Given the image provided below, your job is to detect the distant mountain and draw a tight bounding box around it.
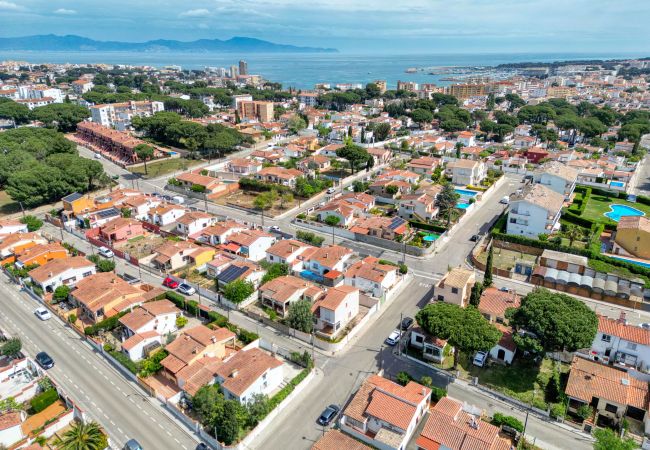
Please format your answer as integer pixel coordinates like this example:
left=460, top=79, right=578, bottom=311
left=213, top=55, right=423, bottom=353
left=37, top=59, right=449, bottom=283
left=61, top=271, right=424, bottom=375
left=0, top=34, right=338, bottom=53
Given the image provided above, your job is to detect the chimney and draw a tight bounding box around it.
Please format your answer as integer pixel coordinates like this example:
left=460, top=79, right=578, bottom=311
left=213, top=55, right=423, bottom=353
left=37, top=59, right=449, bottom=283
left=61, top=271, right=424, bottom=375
left=617, top=311, right=627, bottom=325
left=230, top=369, right=239, bottom=378
left=211, top=336, right=217, bottom=344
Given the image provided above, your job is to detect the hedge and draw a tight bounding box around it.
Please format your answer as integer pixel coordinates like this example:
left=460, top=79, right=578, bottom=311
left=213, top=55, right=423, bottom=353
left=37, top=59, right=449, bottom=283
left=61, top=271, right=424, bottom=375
left=84, top=311, right=128, bottom=336
left=430, top=386, right=447, bottom=402
left=108, top=349, right=139, bottom=374
left=30, top=389, right=59, bottom=413
left=409, top=220, right=447, bottom=233
left=238, top=177, right=292, bottom=194
left=491, top=412, right=524, bottom=432
left=267, top=368, right=310, bottom=410
left=207, top=310, right=229, bottom=328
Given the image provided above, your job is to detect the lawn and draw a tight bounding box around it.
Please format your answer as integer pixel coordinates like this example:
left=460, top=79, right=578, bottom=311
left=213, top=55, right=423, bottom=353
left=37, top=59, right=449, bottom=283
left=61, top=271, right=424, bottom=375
left=213, top=189, right=300, bottom=217
left=581, top=194, right=650, bottom=225
left=129, top=157, right=202, bottom=179
left=476, top=247, right=538, bottom=271
left=0, top=190, right=20, bottom=214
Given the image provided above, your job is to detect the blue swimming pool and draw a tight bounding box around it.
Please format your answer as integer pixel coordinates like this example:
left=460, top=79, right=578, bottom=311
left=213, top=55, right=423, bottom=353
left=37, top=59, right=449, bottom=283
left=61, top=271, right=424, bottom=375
left=457, top=203, right=471, bottom=210
left=610, top=181, right=625, bottom=188
left=300, top=270, right=324, bottom=283
left=604, top=204, right=645, bottom=222
left=611, top=256, right=650, bottom=269
left=454, top=188, right=479, bottom=197
left=421, top=233, right=440, bottom=242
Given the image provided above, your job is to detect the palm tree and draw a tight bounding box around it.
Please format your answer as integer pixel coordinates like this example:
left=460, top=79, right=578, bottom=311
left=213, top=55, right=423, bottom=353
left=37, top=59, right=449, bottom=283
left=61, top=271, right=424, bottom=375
left=55, top=420, right=106, bottom=450
left=436, top=183, right=460, bottom=228
left=563, top=224, right=585, bottom=247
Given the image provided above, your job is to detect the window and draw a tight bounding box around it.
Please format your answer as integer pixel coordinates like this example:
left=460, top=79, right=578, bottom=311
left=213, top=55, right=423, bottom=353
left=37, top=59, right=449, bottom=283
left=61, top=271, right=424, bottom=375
left=604, top=403, right=618, bottom=414
left=451, top=287, right=459, bottom=294
left=415, top=335, right=424, bottom=344
left=626, top=342, right=637, bottom=351
left=601, top=334, right=611, bottom=343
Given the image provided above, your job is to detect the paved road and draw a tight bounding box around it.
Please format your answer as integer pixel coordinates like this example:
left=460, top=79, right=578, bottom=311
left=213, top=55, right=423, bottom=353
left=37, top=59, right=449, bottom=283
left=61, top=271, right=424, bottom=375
left=0, top=275, right=200, bottom=450
left=630, top=155, right=650, bottom=197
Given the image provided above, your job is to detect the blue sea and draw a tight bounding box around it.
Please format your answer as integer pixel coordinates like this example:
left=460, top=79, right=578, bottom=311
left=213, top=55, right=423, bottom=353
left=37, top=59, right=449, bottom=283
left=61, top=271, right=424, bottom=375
left=0, top=50, right=644, bottom=89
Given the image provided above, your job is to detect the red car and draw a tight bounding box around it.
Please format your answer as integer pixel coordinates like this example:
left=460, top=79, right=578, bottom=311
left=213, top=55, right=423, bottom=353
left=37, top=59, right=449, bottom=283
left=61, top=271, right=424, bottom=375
left=163, top=277, right=179, bottom=289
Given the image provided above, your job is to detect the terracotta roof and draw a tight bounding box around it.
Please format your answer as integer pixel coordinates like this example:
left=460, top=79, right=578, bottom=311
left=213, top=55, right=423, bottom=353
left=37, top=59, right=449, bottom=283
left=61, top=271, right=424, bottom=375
left=478, top=287, right=521, bottom=319
left=617, top=215, right=650, bottom=234
left=447, top=159, right=479, bottom=170
left=345, top=256, right=397, bottom=284
left=565, top=356, right=649, bottom=409
left=29, top=256, right=95, bottom=283
left=315, top=285, right=358, bottom=311
left=0, top=232, right=45, bottom=251
left=215, top=348, right=282, bottom=397
left=175, top=211, right=213, bottom=226
left=16, top=242, right=67, bottom=264
left=312, top=430, right=372, bottom=450
left=308, top=245, right=352, bottom=268
left=0, top=411, right=22, bottom=431
left=257, top=166, right=303, bottom=180
left=179, top=356, right=223, bottom=396
left=176, top=172, right=220, bottom=188
left=598, top=315, right=650, bottom=346
left=72, top=272, right=143, bottom=313
left=100, top=217, right=142, bottom=234
left=121, top=330, right=160, bottom=351
left=259, top=275, right=312, bottom=303
left=537, top=161, right=579, bottom=181
left=265, top=239, right=313, bottom=259
left=162, top=325, right=235, bottom=373
left=228, top=229, right=273, bottom=247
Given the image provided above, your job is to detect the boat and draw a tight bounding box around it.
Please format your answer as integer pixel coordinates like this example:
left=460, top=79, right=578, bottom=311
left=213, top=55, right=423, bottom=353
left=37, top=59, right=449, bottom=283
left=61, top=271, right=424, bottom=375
left=405, top=68, right=417, bottom=73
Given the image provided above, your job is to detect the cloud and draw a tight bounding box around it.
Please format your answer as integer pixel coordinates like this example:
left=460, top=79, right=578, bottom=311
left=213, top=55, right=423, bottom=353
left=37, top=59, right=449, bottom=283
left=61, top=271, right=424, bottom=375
left=179, top=8, right=210, bottom=18
left=54, top=8, right=77, bottom=15
left=0, top=1, right=21, bottom=10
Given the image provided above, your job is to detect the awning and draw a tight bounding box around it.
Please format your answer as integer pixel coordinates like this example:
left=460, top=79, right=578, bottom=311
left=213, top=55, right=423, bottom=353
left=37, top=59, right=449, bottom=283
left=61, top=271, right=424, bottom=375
left=223, top=243, right=241, bottom=253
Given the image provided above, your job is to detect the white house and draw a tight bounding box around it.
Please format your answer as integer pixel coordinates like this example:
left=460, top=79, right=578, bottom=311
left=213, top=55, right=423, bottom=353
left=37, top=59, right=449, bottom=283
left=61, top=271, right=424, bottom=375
left=489, top=326, right=517, bottom=365
left=589, top=315, right=650, bottom=372
left=265, top=239, right=315, bottom=271
left=409, top=326, right=450, bottom=364
left=147, top=204, right=186, bottom=227
left=214, top=347, right=283, bottom=404
left=445, top=159, right=486, bottom=186
left=227, top=229, right=276, bottom=261
left=28, top=256, right=96, bottom=293
left=0, top=219, right=28, bottom=238
left=120, top=300, right=180, bottom=337
left=176, top=211, right=217, bottom=238
left=344, top=256, right=399, bottom=298
left=195, top=221, right=248, bottom=246
left=340, top=374, right=431, bottom=450
left=533, top=161, right=578, bottom=199
left=398, top=193, right=438, bottom=221
left=123, top=195, right=161, bottom=221
left=506, top=184, right=564, bottom=238
left=312, top=285, right=360, bottom=338
left=0, top=411, right=26, bottom=448
left=456, top=131, right=476, bottom=147
left=304, top=245, right=354, bottom=276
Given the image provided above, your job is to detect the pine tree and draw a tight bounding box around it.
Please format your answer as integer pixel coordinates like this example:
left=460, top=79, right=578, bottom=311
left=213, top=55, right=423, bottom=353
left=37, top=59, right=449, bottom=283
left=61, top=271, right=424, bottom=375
left=483, top=246, right=494, bottom=287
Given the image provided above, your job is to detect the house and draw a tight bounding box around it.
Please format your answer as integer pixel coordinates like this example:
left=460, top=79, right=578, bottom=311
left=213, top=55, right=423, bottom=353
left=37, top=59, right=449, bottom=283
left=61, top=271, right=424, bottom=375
left=514, top=135, right=536, bottom=149
left=0, top=410, right=26, bottom=448
left=175, top=211, right=216, bottom=238
left=265, top=239, right=315, bottom=270
left=0, top=219, right=27, bottom=237
left=613, top=216, right=650, bottom=260
left=214, top=260, right=265, bottom=289
left=317, top=143, right=344, bottom=157
left=533, top=161, right=578, bottom=199
left=99, top=217, right=144, bottom=243
left=433, top=267, right=475, bottom=307
left=297, top=155, right=331, bottom=174
left=457, top=131, right=476, bottom=147
left=445, top=159, right=486, bottom=186
left=589, top=315, right=650, bottom=372
left=369, top=179, right=412, bottom=200
left=228, top=158, right=262, bottom=175
left=259, top=275, right=322, bottom=316
left=368, top=147, right=392, bottom=165
left=506, top=184, right=564, bottom=237
left=122, top=195, right=161, bottom=220
left=70, top=272, right=161, bottom=322
left=304, top=245, right=354, bottom=276
left=151, top=241, right=215, bottom=272
left=490, top=325, right=517, bottom=365
left=339, top=374, right=431, bottom=450
left=312, top=430, right=373, bottom=450
left=214, top=347, right=283, bottom=404
left=344, top=256, right=399, bottom=298
left=350, top=216, right=410, bottom=241
left=147, top=204, right=186, bottom=226
left=226, top=229, right=276, bottom=261
left=398, top=193, right=438, bottom=221
left=119, top=300, right=180, bottom=361
left=478, top=287, right=521, bottom=324
left=0, top=232, right=47, bottom=259
left=161, top=325, right=236, bottom=385
left=61, top=192, right=95, bottom=216
left=175, top=171, right=225, bottom=194
left=565, top=356, right=649, bottom=426
left=409, top=326, right=450, bottom=364
left=254, top=167, right=303, bottom=187
left=415, top=396, right=511, bottom=450
left=28, top=256, right=96, bottom=293
left=377, top=169, right=420, bottom=184
left=312, top=285, right=360, bottom=338
left=316, top=202, right=357, bottom=227
left=15, top=243, right=68, bottom=268
left=525, top=147, right=549, bottom=164
left=195, top=221, right=248, bottom=246
left=407, top=157, right=439, bottom=176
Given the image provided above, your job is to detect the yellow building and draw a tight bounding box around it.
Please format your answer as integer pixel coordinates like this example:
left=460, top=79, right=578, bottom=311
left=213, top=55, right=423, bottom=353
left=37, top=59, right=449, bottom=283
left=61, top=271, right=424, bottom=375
left=446, top=83, right=487, bottom=99
left=614, top=216, right=650, bottom=260
left=62, top=192, right=95, bottom=215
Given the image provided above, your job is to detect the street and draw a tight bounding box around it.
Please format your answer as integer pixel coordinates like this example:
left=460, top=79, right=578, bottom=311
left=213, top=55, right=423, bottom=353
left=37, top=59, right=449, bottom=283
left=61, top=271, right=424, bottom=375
left=0, top=275, right=200, bottom=450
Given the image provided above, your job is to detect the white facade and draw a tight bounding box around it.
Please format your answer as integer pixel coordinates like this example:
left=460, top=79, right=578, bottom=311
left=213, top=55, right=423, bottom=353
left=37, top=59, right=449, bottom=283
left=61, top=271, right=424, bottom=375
left=0, top=411, right=25, bottom=448
left=489, top=343, right=516, bottom=364
left=314, top=289, right=359, bottom=337
left=344, top=270, right=398, bottom=298
left=148, top=207, right=186, bottom=226
left=591, top=329, right=650, bottom=372
left=534, top=172, right=577, bottom=199
left=220, top=364, right=283, bottom=404
left=31, top=264, right=96, bottom=293
left=234, top=236, right=276, bottom=261
left=176, top=216, right=215, bottom=237
left=507, top=199, right=562, bottom=238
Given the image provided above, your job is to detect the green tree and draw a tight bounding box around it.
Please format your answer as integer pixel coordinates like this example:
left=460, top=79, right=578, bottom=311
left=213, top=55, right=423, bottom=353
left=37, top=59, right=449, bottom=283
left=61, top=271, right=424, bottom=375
left=222, top=280, right=255, bottom=304
left=415, top=303, right=501, bottom=368
left=0, top=100, right=31, bottom=125
left=436, top=183, right=460, bottom=228
left=365, top=82, right=382, bottom=98
left=20, top=215, right=43, bottom=232
left=279, top=192, right=294, bottom=209
left=469, top=281, right=483, bottom=307
left=245, top=394, right=270, bottom=427
left=260, top=263, right=289, bottom=285
left=509, top=288, right=598, bottom=353
left=592, top=428, right=636, bottom=450
left=219, top=401, right=242, bottom=445
left=120, top=207, right=132, bottom=218
left=324, top=215, right=341, bottom=226
left=54, top=420, right=107, bottom=450
left=563, top=224, right=585, bottom=247
left=411, top=108, right=434, bottom=126
left=336, top=143, right=371, bottom=175
left=286, top=299, right=314, bottom=333
left=287, top=115, right=307, bottom=134
left=0, top=338, right=22, bottom=358
left=53, top=285, right=71, bottom=303
left=385, top=185, right=399, bottom=196
left=134, top=144, right=155, bottom=175
left=373, top=122, right=391, bottom=141
left=96, top=259, right=115, bottom=273
left=30, top=103, right=90, bottom=132
left=483, top=246, right=494, bottom=287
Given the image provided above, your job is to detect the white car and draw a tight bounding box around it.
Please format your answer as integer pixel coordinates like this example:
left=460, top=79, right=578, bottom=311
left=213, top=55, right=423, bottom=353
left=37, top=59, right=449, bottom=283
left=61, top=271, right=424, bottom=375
left=385, top=329, right=402, bottom=346
left=473, top=351, right=488, bottom=367
left=177, top=283, right=196, bottom=296
left=94, top=153, right=102, bottom=159
left=326, top=187, right=336, bottom=194
left=97, top=247, right=114, bottom=258
left=499, top=196, right=510, bottom=205
left=34, top=307, right=52, bottom=321
left=269, top=225, right=281, bottom=232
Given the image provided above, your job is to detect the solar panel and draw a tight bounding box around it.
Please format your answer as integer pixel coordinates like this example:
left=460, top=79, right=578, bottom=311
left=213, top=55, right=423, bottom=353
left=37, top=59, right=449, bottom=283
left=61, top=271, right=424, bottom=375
left=219, top=265, right=248, bottom=283
left=62, top=192, right=83, bottom=202
left=96, top=208, right=120, bottom=219
left=388, top=217, right=406, bottom=230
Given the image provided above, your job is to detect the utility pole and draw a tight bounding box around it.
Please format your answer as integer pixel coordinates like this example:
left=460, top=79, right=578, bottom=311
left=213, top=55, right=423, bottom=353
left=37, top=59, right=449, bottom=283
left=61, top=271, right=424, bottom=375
left=331, top=225, right=335, bottom=245
left=18, top=201, right=25, bottom=218
left=398, top=313, right=403, bottom=357
left=311, top=331, right=315, bottom=365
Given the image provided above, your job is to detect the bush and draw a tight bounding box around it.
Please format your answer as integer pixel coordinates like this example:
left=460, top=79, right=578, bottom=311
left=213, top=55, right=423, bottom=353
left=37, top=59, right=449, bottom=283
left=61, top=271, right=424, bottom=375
left=550, top=402, right=566, bottom=419
left=430, top=386, right=447, bottom=402
left=175, top=316, right=188, bottom=328
left=165, top=291, right=186, bottom=308
left=20, top=215, right=43, bottom=232
left=491, top=412, right=524, bottom=432
left=108, top=350, right=139, bottom=374
left=409, top=220, right=447, bottom=233
left=84, top=311, right=127, bottom=336
left=207, top=310, right=228, bottom=328
left=268, top=369, right=310, bottom=410
left=191, top=184, right=206, bottom=193
left=30, top=388, right=59, bottom=413
left=290, top=350, right=314, bottom=369
left=67, top=313, right=77, bottom=324
left=396, top=371, right=414, bottom=386
left=138, top=349, right=169, bottom=377
left=237, top=328, right=259, bottom=345
left=296, top=230, right=325, bottom=247
left=576, top=404, right=594, bottom=421
left=96, top=259, right=116, bottom=273
left=398, top=263, right=408, bottom=274
left=52, top=285, right=70, bottom=303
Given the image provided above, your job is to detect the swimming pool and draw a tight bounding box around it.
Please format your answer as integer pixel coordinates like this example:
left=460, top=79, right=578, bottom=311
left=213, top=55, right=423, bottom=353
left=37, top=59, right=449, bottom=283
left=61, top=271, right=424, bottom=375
left=610, top=181, right=625, bottom=188
left=604, top=204, right=645, bottom=222
left=300, top=270, right=324, bottom=283
left=611, top=255, right=650, bottom=269
left=457, top=203, right=471, bottom=210
left=454, top=188, right=479, bottom=197
left=420, top=233, right=440, bottom=242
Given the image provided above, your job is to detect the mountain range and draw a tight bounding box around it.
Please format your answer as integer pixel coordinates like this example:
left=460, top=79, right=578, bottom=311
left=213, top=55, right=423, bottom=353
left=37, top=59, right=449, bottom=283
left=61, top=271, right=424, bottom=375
left=0, top=35, right=338, bottom=53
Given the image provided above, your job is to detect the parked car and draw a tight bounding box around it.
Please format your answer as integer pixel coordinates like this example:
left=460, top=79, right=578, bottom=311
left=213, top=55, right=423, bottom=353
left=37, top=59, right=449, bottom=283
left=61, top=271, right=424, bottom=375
left=269, top=225, right=280, bottom=232
left=124, top=439, right=143, bottom=450
left=326, top=187, right=336, bottom=194
left=94, top=153, right=102, bottom=159
left=119, top=273, right=140, bottom=285
left=499, top=286, right=510, bottom=292
left=35, top=352, right=54, bottom=369
left=385, top=329, right=402, bottom=346
left=641, top=323, right=650, bottom=330
left=163, top=277, right=179, bottom=289
left=317, top=404, right=340, bottom=426
left=172, top=196, right=185, bottom=205
left=98, top=247, right=114, bottom=258
left=473, top=351, right=488, bottom=367
left=400, top=317, right=414, bottom=330
left=195, top=444, right=208, bottom=450
left=34, top=307, right=52, bottom=321
left=177, top=283, right=196, bottom=296
left=499, top=196, right=510, bottom=204
left=470, top=234, right=481, bottom=242
left=501, top=425, right=521, bottom=442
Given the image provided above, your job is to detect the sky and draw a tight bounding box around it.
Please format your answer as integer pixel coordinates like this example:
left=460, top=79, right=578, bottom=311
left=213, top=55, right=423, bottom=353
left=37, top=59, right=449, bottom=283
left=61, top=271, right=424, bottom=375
left=0, top=0, right=648, bottom=54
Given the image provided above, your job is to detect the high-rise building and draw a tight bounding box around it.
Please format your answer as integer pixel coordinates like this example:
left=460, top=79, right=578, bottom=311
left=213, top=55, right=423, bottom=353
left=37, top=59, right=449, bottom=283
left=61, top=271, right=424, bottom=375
left=239, top=60, right=248, bottom=76
left=447, top=83, right=487, bottom=99
left=230, top=65, right=239, bottom=78
left=373, top=80, right=387, bottom=94
left=237, top=101, right=274, bottom=122
left=397, top=81, right=418, bottom=92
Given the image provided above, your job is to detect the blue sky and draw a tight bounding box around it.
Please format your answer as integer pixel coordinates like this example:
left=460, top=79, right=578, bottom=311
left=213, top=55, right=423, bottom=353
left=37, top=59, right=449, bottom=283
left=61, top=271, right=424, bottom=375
left=0, top=0, right=648, bottom=54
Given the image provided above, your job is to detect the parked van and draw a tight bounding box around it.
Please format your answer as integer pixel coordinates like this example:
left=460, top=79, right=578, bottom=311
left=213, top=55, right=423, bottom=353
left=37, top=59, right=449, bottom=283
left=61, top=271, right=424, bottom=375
left=172, top=196, right=185, bottom=205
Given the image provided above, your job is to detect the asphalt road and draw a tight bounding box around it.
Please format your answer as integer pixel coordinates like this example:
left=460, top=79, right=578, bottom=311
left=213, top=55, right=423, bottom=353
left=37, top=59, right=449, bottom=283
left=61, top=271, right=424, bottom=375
left=0, top=274, right=201, bottom=450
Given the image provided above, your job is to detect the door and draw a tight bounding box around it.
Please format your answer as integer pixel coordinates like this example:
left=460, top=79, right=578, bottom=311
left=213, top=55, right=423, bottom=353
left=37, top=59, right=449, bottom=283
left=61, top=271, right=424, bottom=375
left=497, top=349, right=506, bottom=360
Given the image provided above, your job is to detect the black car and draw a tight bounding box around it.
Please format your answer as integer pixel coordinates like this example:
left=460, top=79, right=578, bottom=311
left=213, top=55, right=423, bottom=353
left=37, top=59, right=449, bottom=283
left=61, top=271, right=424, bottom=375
left=317, top=404, right=340, bottom=426
left=35, top=352, right=54, bottom=369
left=400, top=317, right=414, bottom=330
left=124, top=439, right=143, bottom=450
left=195, top=444, right=208, bottom=450
left=470, top=234, right=480, bottom=242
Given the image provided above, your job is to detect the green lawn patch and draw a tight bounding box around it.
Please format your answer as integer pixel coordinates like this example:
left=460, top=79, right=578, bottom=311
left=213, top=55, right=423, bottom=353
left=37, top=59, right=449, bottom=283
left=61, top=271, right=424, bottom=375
left=582, top=194, right=650, bottom=225
left=0, top=190, right=20, bottom=214
left=129, top=157, right=201, bottom=179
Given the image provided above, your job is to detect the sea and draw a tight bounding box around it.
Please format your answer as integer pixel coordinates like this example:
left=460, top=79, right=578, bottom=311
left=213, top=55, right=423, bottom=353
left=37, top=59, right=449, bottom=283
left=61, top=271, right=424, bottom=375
left=0, top=50, right=644, bottom=89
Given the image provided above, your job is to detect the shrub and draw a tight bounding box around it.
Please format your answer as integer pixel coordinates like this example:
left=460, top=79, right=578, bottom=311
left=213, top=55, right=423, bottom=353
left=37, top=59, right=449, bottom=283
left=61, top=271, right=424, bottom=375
left=207, top=310, right=228, bottom=328
left=30, top=389, right=58, bottom=413
left=67, top=313, right=77, bottom=324
left=20, top=215, right=43, bottom=232
left=409, top=220, right=447, bottom=233
left=296, top=230, right=325, bottom=247
left=430, top=386, right=447, bottom=402
left=175, top=316, right=188, bottom=328
left=191, top=184, right=206, bottom=193
left=398, top=263, right=408, bottom=274
left=108, top=350, right=139, bottom=374
left=96, top=259, right=116, bottom=273
left=52, top=285, right=70, bottom=303
left=576, top=404, right=594, bottom=421
left=103, top=343, right=114, bottom=352
left=268, top=369, right=310, bottom=410
left=296, top=213, right=307, bottom=220
left=290, top=351, right=314, bottom=369
left=492, top=412, right=524, bottom=432
left=165, top=291, right=186, bottom=308
left=237, top=328, right=259, bottom=345
left=396, top=371, right=413, bottom=386
left=138, top=349, right=169, bottom=377
left=550, top=402, right=566, bottom=419
left=84, top=311, right=127, bottom=335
